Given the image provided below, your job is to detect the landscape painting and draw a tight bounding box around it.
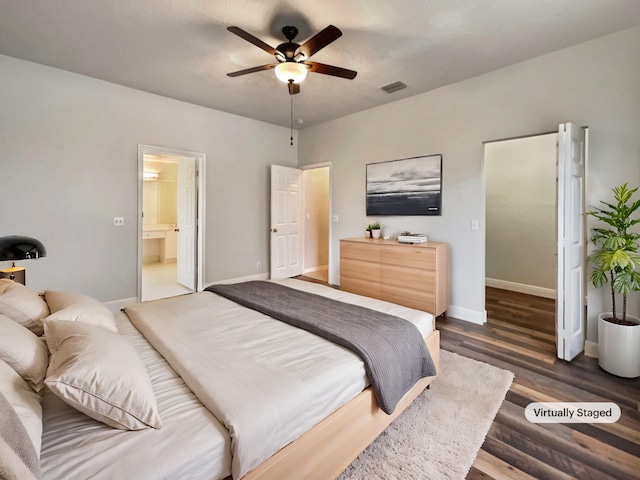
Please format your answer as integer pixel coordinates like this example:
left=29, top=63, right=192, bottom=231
left=366, top=155, right=442, bottom=216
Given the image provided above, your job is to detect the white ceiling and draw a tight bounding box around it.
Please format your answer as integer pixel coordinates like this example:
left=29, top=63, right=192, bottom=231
left=2, top=0, right=640, bottom=129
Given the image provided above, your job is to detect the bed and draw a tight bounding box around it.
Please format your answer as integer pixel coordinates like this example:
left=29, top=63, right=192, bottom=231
left=0, top=277, right=440, bottom=480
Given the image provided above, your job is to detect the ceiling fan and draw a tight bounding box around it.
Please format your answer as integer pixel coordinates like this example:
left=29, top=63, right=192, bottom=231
left=226, top=25, right=357, bottom=95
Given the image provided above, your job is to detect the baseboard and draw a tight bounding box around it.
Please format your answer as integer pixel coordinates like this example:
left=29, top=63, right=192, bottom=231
left=485, top=278, right=556, bottom=299
left=447, top=305, right=487, bottom=325
left=205, top=273, right=270, bottom=287
left=584, top=340, right=598, bottom=358
left=104, top=297, right=138, bottom=312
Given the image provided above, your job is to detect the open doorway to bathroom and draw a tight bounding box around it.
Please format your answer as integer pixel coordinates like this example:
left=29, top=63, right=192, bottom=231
left=138, top=145, right=205, bottom=302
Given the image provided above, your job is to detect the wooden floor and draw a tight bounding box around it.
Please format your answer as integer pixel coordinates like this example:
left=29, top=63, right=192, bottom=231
left=439, top=287, right=640, bottom=480
left=295, top=276, right=640, bottom=478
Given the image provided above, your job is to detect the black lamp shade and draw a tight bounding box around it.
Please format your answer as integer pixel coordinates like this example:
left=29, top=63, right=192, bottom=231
left=0, top=236, right=47, bottom=261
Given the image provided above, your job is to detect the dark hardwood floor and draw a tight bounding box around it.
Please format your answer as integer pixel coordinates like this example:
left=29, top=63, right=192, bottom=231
left=440, top=287, right=640, bottom=480
left=296, top=276, right=640, bottom=479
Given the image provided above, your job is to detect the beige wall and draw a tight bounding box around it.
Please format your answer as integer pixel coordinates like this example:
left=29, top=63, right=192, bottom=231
left=303, top=167, right=330, bottom=270
left=143, top=160, right=178, bottom=225
left=299, top=26, right=640, bottom=342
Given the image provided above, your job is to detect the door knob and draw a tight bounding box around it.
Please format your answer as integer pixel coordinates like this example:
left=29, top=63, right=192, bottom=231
left=272, top=228, right=278, bottom=233
left=174, top=228, right=180, bottom=232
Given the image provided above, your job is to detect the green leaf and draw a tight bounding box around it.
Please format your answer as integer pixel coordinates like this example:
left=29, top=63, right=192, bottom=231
left=590, top=269, right=608, bottom=289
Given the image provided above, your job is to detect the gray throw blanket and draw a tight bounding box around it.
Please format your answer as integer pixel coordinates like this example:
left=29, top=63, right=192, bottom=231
left=0, top=391, right=41, bottom=480
left=206, top=281, right=436, bottom=414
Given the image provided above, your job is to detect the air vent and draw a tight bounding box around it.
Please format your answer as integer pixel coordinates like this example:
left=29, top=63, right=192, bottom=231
left=381, top=81, right=407, bottom=94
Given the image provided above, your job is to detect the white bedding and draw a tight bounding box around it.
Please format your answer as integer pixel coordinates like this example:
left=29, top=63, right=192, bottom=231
left=39, top=311, right=231, bottom=480
left=124, top=278, right=433, bottom=479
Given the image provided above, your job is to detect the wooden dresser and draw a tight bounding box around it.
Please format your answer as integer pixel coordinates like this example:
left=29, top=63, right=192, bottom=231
left=339, top=238, right=450, bottom=317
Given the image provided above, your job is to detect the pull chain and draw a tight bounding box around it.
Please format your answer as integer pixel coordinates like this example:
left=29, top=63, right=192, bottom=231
left=290, top=93, right=294, bottom=146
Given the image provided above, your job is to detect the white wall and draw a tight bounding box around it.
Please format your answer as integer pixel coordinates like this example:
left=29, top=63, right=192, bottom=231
left=0, top=54, right=297, bottom=302
left=485, top=134, right=557, bottom=295
left=299, top=27, right=640, bottom=340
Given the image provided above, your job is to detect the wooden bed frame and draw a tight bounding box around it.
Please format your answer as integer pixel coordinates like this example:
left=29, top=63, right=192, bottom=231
left=242, top=329, right=440, bottom=480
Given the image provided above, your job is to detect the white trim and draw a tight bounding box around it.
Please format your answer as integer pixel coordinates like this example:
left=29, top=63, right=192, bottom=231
left=137, top=145, right=206, bottom=302
left=205, top=273, right=269, bottom=287
left=485, top=278, right=556, bottom=299
left=447, top=305, right=487, bottom=325
left=584, top=340, right=598, bottom=358
left=104, top=297, right=138, bottom=312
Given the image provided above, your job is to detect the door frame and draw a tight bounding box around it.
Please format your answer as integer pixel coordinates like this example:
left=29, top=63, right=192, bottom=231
left=137, top=144, right=206, bottom=302
left=300, top=162, right=333, bottom=283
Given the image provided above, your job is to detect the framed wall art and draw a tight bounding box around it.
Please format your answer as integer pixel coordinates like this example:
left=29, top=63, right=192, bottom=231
left=366, top=154, right=442, bottom=216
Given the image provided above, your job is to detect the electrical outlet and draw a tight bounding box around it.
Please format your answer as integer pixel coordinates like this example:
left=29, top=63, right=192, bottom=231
left=113, top=217, right=124, bottom=227
left=256, top=261, right=262, bottom=270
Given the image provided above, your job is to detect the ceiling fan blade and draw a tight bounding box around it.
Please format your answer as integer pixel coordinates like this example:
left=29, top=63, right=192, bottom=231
left=296, top=25, right=342, bottom=59
left=227, top=64, right=277, bottom=77
left=305, top=62, right=357, bottom=80
left=227, top=26, right=277, bottom=55
left=288, top=82, right=301, bottom=95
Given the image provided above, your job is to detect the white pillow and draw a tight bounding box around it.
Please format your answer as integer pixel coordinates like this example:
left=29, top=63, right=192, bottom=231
left=44, top=290, right=117, bottom=333
left=44, top=319, right=162, bottom=430
left=0, top=314, right=49, bottom=392
left=0, top=279, right=49, bottom=335
left=0, top=359, right=43, bottom=457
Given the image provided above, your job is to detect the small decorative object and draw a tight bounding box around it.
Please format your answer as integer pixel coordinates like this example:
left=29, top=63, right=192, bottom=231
left=367, top=221, right=381, bottom=239
left=586, top=183, right=640, bottom=378
left=366, top=154, right=442, bottom=216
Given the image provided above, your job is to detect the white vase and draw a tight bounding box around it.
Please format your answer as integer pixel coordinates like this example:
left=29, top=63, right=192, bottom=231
left=598, top=313, right=640, bottom=378
left=372, top=229, right=381, bottom=239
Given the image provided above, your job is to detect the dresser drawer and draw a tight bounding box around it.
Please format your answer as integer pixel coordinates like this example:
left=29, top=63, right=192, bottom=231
left=340, top=241, right=381, bottom=262
left=381, top=284, right=435, bottom=313
left=340, top=276, right=381, bottom=300
left=381, top=245, right=435, bottom=269
left=341, top=258, right=381, bottom=282
left=382, top=264, right=435, bottom=292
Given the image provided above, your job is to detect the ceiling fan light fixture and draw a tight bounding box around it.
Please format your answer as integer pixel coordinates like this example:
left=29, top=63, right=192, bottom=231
left=275, top=62, right=308, bottom=84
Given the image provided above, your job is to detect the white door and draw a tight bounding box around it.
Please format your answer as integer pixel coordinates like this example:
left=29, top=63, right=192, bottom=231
left=556, top=122, right=586, bottom=361
left=177, top=156, right=197, bottom=290
left=270, top=165, right=303, bottom=279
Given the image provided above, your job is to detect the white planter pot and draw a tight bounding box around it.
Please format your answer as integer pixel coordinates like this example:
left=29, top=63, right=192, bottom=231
left=372, top=229, right=381, bottom=239
left=598, top=313, right=640, bottom=378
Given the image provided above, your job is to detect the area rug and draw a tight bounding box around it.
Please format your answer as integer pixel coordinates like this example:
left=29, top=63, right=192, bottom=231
left=339, top=350, right=514, bottom=480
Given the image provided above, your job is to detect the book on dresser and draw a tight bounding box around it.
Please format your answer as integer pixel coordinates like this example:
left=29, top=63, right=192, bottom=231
left=339, top=237, right=450, bottom=320
left=397, top=233, right=428, bottom=244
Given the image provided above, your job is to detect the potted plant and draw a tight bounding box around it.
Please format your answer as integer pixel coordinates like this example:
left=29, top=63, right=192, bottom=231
left=587, top=183, right=640, bottom=378
left=368, top=221, right=382, bottom=239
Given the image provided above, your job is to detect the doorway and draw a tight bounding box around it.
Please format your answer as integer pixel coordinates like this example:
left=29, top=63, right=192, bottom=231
left=269, top=163, right=331, bottom=282
left=138, top=145, right=206, bottom=302
left=483, top=124, right=588, bottom=361
left=302, top=166, right=331, bottom=283
left=484, top=133, right=558, bottom=299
